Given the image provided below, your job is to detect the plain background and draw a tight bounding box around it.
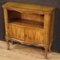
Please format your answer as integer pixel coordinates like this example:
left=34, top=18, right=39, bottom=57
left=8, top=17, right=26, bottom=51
left=0, top=0, right=60, bottom=53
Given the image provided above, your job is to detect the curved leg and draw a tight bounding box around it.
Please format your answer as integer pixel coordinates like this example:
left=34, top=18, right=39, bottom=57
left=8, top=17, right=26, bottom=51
left=44, top=45, right=49, bottom=59
left=6, top=37, right=10, bottom=50
left=11, top=40, right=14, bottom=45
left=6, top=41, right=10, bottom=50
left=49, top=44, right=52, bottom=52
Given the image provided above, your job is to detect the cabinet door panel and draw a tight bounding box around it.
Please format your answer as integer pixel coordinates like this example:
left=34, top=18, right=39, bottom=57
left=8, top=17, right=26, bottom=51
left=25, top=27, right=35, bottom=44
left=8, top=24, right=12, bottom=38
left=11, top=24, right=17, bottom=38
left=8, top=24, right=24, bottom=41
left=35, top=29, right=44, bottom=44
left=8, top=23, right=17, bottom=38
left=16, top=25, right=24, bottom=41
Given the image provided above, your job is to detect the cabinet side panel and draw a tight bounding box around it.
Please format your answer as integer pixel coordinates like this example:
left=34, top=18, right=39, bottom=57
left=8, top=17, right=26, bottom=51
left=44, top=14, right=51, bottom=45
left=3, top=8, right=9, bottom=40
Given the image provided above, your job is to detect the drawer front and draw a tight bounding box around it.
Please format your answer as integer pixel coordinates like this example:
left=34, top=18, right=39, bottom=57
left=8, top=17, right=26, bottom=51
left=24, top=27, right=35, bottom=44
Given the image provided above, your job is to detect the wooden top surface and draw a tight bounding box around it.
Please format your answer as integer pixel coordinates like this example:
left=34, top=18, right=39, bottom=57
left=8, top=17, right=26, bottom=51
left=2, top=2, right=55, bottom=12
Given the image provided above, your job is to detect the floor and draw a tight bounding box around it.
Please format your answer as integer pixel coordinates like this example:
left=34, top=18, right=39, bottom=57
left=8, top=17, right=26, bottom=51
left=0, top=41, right=60, bottom=60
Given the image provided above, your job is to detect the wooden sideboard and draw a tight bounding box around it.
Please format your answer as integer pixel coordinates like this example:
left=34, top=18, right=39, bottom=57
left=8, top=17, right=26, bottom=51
left=2, top=2, right=55, bottom=58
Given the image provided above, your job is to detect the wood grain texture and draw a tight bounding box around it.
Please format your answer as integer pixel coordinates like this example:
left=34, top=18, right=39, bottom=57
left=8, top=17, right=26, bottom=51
left=2, top=2, right=55, bottom=58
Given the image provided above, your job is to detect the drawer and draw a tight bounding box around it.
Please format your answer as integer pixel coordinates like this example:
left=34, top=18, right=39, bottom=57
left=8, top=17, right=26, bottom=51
left=24, top=27, right=35, bottom=44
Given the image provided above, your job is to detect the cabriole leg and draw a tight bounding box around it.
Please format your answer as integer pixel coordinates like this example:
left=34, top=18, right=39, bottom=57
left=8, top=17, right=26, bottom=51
left=44, top=45, right=49, bottom=59
left=6, top=37, right=10, bottom=50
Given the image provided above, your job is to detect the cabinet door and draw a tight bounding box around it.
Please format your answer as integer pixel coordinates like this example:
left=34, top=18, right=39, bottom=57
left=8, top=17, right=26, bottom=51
left=16, top=25, right=24, bottom=41
left=8, top=24, right=24, bottom=41
left=8, top=23, right=17, bottom=38
left=8, top=24, right=13, bottom=38
left=35, top=28, right=44, bottom=45
left=24, top=27, right=35, bottom=44
left=11, top=24, right=17, bottom=39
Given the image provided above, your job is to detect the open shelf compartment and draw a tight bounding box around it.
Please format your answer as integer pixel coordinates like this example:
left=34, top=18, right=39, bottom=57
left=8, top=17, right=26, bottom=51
left=8, top=10, right=44, bottom=28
